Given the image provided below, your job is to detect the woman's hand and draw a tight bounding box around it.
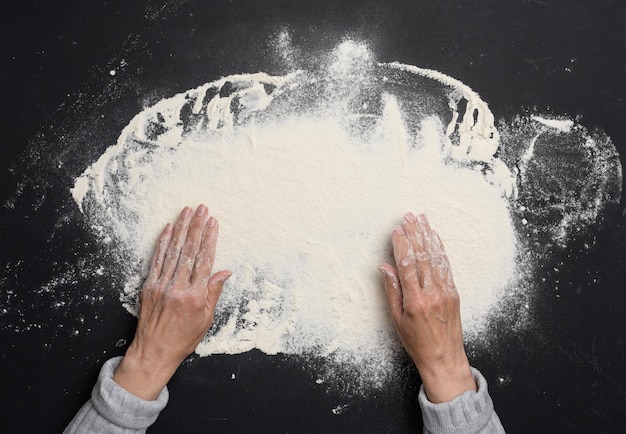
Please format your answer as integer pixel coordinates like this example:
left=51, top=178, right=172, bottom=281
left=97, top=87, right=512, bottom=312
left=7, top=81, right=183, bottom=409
left=113, top=204, right=231, bottom=400
left=379, top=212, right=476, bottom=403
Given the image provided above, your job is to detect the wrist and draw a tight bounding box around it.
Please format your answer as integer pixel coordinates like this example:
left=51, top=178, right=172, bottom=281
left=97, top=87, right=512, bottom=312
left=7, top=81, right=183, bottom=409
left=113, top=347, right=179, bottom=401
left=417, top=358, right=477, bottom=403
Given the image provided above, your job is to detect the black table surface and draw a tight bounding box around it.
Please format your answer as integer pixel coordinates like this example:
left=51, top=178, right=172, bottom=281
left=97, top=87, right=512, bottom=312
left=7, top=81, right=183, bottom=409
left=1, top=1, right=625, bottom=433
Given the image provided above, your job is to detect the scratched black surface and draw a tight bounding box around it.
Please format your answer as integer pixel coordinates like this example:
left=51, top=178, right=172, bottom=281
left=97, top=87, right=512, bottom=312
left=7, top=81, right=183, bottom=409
left=1, top=1, right=625, bottom=433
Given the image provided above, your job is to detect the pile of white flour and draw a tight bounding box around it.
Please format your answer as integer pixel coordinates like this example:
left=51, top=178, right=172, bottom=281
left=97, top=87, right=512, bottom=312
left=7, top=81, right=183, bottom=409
left=71, top=42, right=519, bottom=388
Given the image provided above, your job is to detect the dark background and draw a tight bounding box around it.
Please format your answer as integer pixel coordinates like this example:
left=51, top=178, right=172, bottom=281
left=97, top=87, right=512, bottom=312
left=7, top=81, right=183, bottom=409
left=1, top=0, right=625, bottom=432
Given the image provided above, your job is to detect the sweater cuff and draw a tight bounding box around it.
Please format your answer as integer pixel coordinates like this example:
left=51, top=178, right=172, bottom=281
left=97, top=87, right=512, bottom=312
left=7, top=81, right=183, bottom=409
left=90, top=356, right=169, bottom=430
left=418, top=367, right=496, bottom=434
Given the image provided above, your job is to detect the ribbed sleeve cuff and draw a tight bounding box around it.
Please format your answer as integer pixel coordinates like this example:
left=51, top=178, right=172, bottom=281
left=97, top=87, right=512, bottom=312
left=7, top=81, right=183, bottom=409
left=418, top=367, right=503, bottom=434
left=90, top=356, right=169, bottom=430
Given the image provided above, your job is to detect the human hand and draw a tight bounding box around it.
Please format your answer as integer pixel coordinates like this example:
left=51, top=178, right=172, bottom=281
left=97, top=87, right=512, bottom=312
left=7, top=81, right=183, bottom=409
left=113, top=204, right=231, bottom=400
left=379, top=212, right=476, bottom=403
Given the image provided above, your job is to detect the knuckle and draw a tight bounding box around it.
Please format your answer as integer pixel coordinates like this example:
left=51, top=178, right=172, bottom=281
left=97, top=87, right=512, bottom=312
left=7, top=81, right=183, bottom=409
left=191, top=293, right=207, bottom=308
left=185, top=289, right=208, bottom=309
left=165, top=289, right=204, bottom=309
left=189, top=220, right=203, bottom=234
left=404, top=298, right=427, bottom=317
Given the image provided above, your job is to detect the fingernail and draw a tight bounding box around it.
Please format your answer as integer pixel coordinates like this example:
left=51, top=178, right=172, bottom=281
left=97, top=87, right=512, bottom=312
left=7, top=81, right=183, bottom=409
left=393, top=225, right=404, bottom=235
left=196, top=204, right=207, bottom=216
left=220, top=271, right=232, bottom=282
left=378, top=265, right=390, bottom=277
left=181, top=206, right=192, bottom=217
left=403, top=212, right=416, bottom=223
left=207, top=217, right=217, bottom=227
left=417, top=214, right=428, bottom=225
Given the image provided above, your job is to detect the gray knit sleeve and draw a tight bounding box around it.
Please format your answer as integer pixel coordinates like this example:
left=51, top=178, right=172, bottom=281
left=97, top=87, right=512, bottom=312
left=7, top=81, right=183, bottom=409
left=418, top=367, right=505, bottom=434
left=64, top=356, right=169, bottom=434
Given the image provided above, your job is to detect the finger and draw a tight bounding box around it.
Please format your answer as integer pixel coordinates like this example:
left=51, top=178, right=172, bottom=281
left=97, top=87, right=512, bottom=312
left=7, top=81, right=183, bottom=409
left=146, top=223, right=173, bottom=285
left=427, top=225, right=447, bottom=256
left=379, top=263, right=403, bottom=325
left=177, top=205, right=210, bottom=283
left=430, top=254, right=456, bottom=291
left=140, top=223, right=174, bottom=318
left=429, top=231, right=457, bottom=291
left=413, top=213, right=436, bottom=289
left=191, top=216, right=219, bottom=286
left=206, top=269, right=232, bottom=311
left=403, top=212, right=428, bottom=261
left=418, top=213, right=442, bottom=256
left=160, top=206, right=193, bottom=281
left=392, top=225, right=420, bottom=292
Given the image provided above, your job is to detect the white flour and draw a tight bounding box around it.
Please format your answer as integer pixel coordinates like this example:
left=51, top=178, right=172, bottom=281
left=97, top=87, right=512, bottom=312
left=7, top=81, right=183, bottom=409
left=71, top=41, right=621, bottom=390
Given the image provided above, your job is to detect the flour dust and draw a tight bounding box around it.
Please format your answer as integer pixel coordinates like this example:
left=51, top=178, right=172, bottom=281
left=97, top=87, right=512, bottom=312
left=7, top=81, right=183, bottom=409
left=70, top=41, right=622, bottom=392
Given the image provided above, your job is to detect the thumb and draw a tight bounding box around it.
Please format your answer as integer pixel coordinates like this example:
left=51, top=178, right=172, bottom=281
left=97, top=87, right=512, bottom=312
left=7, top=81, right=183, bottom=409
left=206, top=269, right=232, bottom=310
left=379, top=264, right=403, bottom=324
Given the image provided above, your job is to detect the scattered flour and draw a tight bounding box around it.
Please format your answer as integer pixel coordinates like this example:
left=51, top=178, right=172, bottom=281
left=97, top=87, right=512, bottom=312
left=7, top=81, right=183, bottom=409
left=499, top=114, right=622, bottom=250
left=70, top=41, right=622, bottom=390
